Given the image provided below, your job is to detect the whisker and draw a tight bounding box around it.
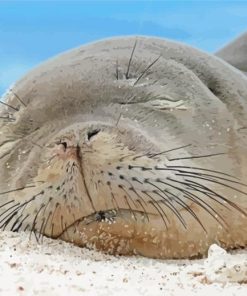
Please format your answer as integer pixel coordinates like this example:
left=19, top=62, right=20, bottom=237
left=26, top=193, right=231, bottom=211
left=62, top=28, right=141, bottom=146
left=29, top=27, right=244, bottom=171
left=144, top=178, right=187, bottom=228
left=125, top=39, right=137, bottom=79
left=135, top=198, right=150, bottom=222
left=119, top=184, right=143, bottom=221
left=10, top=214, right=23, bottom=231
left=132, top=152, right=153, bottom=161
left=9, top=90, right=27, bottom=107
left=65, top=221, right=71, bottom=241
left=128, top=165, right=152, bottom=171
left=181, top=177, right=247, bottom=216
left=50, top=203, right=59, bottom=237
left=119, top=175, right=150, bottom=221
left=12, top=214, right=29, bottom=232
left=0, top=190, right=44, bottom=229
left=24, top=224, right=30, bottom=232
left=119, top=177, right=144, bottom=204
left=169, top=152, right=225, bottom=161
left=106, top=181, right=121, bottom=213
left=41, top=211, right=52, bottom=243
left=118, top=184, right=138, bottom=208
left=181, top=180, right=230, bottom=208
left=164, top=188, right=206, bottom=232
left=119, top=153, right=135, bottom=162
left=168, top=177, right=230, bottom=210
left=149, top=144, right=192, bottom=159
left=123, top=194, right=137, bottom=221
left=38, top=197, right=53, bottom=239
left=128, top=186, right=147, bottom=206
left=0, top=202, right=29, bottom=228
left=159, top=178, right=228, bottom=229
left=167, top=165, right=239, bottom=179
left=1, top=211, right=18, bottom=230
left=156, top=166, right=245, bottom=186
left=0, top=199, right=15, bottom=209
left=142, top=190, right=169, bottom=228
left=184, top=171, right=247, bottom=186
left=133, top=55, right=161, bottom=86
left=32, top=228, right=40, bottom=243
left=115, top=112, right=122, bottom=128
left=177, top=173, right=247, bottom=198
left=153, top=189, right=187, bottom=229
left=0, top=185, right=36, bottom=195
left=60, top=215, right=65, bottom=238
left=133, top=144, right=191, bottom=161
left=116, top=59, right=119, bottom=80
left=0, top=100, right=19, bottom=112
left=0, top=203, right=21, bottom=220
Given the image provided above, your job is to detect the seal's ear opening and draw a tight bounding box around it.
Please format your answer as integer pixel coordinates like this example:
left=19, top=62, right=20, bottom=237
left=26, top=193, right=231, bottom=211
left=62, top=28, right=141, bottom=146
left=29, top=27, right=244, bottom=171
left=87, top=129, right=100, bottom=141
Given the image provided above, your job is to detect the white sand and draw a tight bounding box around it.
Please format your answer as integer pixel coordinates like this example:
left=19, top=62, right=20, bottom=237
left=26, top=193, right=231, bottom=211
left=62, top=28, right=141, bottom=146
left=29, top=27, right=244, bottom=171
left=0, top=230, right=246, bottom=296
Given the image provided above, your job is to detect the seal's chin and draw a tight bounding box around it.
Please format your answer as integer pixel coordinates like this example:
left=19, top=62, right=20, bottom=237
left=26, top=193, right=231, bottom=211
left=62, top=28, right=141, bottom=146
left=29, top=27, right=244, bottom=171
left=59, top=209, right=172, bottom=258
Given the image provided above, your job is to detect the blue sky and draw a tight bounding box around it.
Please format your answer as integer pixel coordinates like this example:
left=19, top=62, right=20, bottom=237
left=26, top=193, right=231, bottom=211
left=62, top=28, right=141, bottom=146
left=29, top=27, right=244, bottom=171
left=0, top=0, right=247, bottom=96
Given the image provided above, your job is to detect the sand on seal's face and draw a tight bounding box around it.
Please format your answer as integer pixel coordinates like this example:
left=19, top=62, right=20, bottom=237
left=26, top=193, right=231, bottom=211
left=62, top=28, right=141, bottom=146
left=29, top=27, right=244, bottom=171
left=0, top=36, right=247, bottom=259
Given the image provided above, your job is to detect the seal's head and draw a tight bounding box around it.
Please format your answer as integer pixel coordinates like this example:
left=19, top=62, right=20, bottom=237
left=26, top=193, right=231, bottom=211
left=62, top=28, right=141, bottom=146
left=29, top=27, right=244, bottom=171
left=1, top=37, right=247, bottom=259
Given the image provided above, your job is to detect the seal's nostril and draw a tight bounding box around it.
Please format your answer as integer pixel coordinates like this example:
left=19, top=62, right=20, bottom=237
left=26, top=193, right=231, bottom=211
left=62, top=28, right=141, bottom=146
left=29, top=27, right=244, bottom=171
left=87, top=129, right=100, bottom=141
left=61, top=142, right=67, bottom=150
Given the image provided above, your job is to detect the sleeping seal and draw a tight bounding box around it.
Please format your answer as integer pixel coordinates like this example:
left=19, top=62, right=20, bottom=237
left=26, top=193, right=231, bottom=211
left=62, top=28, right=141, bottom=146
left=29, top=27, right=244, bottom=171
left=0, top=36, right=247, bottom=259
left=216, top=32, right=247, bottom=75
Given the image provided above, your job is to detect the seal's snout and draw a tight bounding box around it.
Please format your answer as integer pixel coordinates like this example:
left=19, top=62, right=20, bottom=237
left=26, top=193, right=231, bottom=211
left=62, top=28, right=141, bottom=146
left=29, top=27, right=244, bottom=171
left=28, top=124, right=245, bottom=259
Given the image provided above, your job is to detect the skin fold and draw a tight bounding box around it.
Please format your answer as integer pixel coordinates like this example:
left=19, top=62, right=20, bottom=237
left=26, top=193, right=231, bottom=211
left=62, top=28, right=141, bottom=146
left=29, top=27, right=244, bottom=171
left=0, top=36, right=247, bottom=259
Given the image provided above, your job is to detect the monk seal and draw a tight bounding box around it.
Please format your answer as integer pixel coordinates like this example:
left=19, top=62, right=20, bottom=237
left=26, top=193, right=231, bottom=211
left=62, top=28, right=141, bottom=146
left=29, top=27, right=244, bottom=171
left=216, top=32, right=247, bottom=75
left=0, top=36, right=247, bottom=259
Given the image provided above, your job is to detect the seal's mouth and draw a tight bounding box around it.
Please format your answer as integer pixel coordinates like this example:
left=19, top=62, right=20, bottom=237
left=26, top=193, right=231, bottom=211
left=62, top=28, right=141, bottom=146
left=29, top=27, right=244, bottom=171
left=57, top=208, right=150, bottom=239
left=56, top=207, right=170, bottom=257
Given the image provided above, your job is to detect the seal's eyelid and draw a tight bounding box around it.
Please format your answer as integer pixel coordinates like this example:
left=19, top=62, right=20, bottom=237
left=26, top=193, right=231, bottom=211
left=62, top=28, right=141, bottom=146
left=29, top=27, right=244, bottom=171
left=87, top=129, right=101, bottom=141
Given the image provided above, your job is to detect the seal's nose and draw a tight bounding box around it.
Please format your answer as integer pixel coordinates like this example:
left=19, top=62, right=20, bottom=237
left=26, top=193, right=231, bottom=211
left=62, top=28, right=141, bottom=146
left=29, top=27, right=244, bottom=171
left=87, top=129, right=101, bottom=141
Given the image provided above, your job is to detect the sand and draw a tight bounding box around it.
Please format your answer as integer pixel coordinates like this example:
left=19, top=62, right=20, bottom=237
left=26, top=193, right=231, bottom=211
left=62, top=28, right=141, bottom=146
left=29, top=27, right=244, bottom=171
left=0, top=230, right=246, bottom=296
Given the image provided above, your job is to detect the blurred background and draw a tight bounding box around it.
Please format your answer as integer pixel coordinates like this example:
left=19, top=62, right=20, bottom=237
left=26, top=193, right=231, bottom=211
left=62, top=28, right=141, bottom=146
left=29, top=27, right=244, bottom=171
left=0, top=0, right=247, bottom=95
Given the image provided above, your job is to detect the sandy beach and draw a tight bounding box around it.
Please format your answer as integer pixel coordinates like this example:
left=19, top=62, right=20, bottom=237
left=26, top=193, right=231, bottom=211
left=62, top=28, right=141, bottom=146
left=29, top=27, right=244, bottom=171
left=0, top=230, right=246, bottom=296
